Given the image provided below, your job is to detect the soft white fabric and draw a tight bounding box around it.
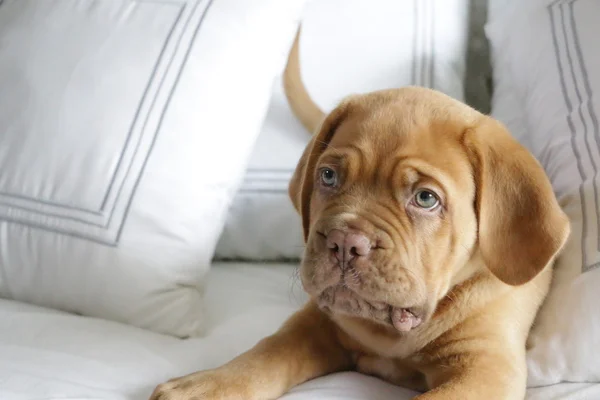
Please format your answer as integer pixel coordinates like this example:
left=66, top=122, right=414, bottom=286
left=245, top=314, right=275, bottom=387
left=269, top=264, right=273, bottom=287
left=215, top=0, right=478, bottom=260
left=215, top=76, right=307, bottom=260
left=487, top=0, right=525, bottom=23
left=300, top=0, right=471, bottom=112
left=0, top=262, right=596, bottom=400
left=0, top=0, right=305, bottom=337
left=486, top=0, right=600, bottom=385
left=486, top=0, right=530, bottom=146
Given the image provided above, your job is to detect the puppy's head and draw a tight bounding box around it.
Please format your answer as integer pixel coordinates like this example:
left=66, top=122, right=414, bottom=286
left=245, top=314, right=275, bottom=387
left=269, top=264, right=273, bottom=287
left=289, top=87, right=569, bottom=333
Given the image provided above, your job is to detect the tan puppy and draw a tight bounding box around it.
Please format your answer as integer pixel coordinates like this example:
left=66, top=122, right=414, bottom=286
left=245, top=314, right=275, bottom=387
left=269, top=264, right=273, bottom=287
left=150, top=39, right=570, bottom=400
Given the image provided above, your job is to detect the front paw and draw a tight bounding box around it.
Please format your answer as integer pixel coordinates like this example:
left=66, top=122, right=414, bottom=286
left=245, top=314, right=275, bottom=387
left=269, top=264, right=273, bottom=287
left=149, top=369, right=252, bottom=400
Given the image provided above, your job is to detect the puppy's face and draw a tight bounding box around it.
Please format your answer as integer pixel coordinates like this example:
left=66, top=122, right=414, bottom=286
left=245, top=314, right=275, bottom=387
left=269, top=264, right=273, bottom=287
left=290, top=88, right=569, bottom=334
left=301, top=108, right=477, bottom=332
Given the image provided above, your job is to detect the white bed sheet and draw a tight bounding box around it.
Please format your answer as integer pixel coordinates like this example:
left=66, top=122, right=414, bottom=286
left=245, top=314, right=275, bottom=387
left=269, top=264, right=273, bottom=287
left=0, top=262, right=598, bottom=400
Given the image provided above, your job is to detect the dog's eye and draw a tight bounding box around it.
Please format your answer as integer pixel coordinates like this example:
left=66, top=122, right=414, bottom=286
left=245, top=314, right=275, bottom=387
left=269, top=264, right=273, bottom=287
left=414, top=190, right=439, bottom=209
left=320, top=168, right=337, bottom=187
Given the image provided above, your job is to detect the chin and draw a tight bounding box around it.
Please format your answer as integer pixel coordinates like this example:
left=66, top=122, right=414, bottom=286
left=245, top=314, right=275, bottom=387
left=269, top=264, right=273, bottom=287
left=309, top=283, right=427, bottom=333
left=300, top=243, right=432, bottom=333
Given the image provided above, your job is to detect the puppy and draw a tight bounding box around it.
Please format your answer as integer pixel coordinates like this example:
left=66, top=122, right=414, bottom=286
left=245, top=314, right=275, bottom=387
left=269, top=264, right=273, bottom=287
left=150, top=39, right=569, bottom=400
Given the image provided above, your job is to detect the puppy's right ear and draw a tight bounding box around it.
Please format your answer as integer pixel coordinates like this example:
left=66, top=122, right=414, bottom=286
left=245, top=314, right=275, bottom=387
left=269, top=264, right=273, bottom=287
left=288, top=103, right=350, bottom=242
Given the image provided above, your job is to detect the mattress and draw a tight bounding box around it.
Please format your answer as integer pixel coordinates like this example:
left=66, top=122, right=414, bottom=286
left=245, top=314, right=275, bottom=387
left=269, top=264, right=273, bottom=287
left=0, top=262, right=598, bottom=400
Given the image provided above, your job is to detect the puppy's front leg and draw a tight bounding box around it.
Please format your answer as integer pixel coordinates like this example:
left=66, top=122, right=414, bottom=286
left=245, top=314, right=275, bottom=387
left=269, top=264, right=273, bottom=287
left=416, top=350, right=526, bottom=400
left=150, top=302, right=352, bottom=400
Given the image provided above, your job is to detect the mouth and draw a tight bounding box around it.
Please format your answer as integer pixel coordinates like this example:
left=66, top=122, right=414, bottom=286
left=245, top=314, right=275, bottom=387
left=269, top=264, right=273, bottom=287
left=317, top=286, right=423, bottom=332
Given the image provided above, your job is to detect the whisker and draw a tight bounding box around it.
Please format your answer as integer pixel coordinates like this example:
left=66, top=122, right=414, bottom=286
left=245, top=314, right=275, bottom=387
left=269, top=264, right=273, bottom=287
left=288, top=264, right=308, bottom=306
left=445, top=289, right=459, bottom=307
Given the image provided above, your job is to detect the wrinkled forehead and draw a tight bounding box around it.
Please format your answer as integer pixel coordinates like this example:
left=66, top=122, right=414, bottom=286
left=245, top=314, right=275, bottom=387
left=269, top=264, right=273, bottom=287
left=324, top=104, right=475, bottom=192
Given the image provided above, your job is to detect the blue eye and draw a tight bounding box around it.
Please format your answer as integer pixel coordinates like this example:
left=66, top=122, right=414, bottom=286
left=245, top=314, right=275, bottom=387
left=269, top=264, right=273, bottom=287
left=320, top=168, right=337, bottom=187
left=414, top=190, right=439, bottom=209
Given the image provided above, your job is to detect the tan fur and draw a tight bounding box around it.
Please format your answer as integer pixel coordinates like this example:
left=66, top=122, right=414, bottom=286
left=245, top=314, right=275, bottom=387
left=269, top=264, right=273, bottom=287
left=282, top=26, right=325, bottom=134
left=150, top=37, right=570, bottom=400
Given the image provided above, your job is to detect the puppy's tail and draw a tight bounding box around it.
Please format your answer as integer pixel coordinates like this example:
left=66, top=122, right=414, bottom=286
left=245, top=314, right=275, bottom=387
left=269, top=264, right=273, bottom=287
left=283, top=27, right=326, bottom=135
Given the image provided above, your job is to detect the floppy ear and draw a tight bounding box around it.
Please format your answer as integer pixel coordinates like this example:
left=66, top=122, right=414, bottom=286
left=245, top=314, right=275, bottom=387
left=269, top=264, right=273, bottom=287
left=465, top=117, right=570, bottom=286
left=288, top=103, right=350, bottom=242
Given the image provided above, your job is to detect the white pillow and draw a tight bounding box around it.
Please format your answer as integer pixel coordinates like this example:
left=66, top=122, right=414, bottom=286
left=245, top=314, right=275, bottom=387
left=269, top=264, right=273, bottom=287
left=487, top=0, right=524, bottom=23
left=486, top=0, right=600, bottom=385
left=486, top=0, right=530, bottom=149
left=0, top=0, right=305, bottom=337
left=300, top=0, right=471, bottom=111
left=215, top=76, right=307, bottom=260
left=215, top=0, right=483, bottom=260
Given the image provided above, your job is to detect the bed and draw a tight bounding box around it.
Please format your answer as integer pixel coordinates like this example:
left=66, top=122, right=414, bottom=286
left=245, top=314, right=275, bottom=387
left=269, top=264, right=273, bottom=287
left=2, top=262, right=599, bottom=400
left=1, top=0, right=599, bottom=399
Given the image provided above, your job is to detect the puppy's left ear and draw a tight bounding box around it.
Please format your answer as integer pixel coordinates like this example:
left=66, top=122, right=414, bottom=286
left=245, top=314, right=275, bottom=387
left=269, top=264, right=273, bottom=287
left=289, top=102, right=350, bottom=242
left=465, top=117, right=570, bottom=286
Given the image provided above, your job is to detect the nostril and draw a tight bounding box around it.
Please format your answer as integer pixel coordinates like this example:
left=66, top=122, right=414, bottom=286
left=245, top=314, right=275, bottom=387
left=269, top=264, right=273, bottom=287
left=327, top=239, right=339, bottom=251
left=329, top=243, right=342, bottom=263
left=345, top=234, right=372, bottom=257
left=326, top=230, right=345, bottom=250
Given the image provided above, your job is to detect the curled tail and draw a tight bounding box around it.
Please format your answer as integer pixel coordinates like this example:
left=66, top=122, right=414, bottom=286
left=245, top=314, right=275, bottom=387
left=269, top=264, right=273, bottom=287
left=283, top=27, right=326, bottom=135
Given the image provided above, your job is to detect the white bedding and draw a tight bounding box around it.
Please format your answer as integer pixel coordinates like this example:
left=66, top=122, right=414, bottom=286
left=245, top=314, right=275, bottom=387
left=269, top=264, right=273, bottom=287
left=0, top=0, right=306, bottom=338
left=0, top=262, right=598, bottom=400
